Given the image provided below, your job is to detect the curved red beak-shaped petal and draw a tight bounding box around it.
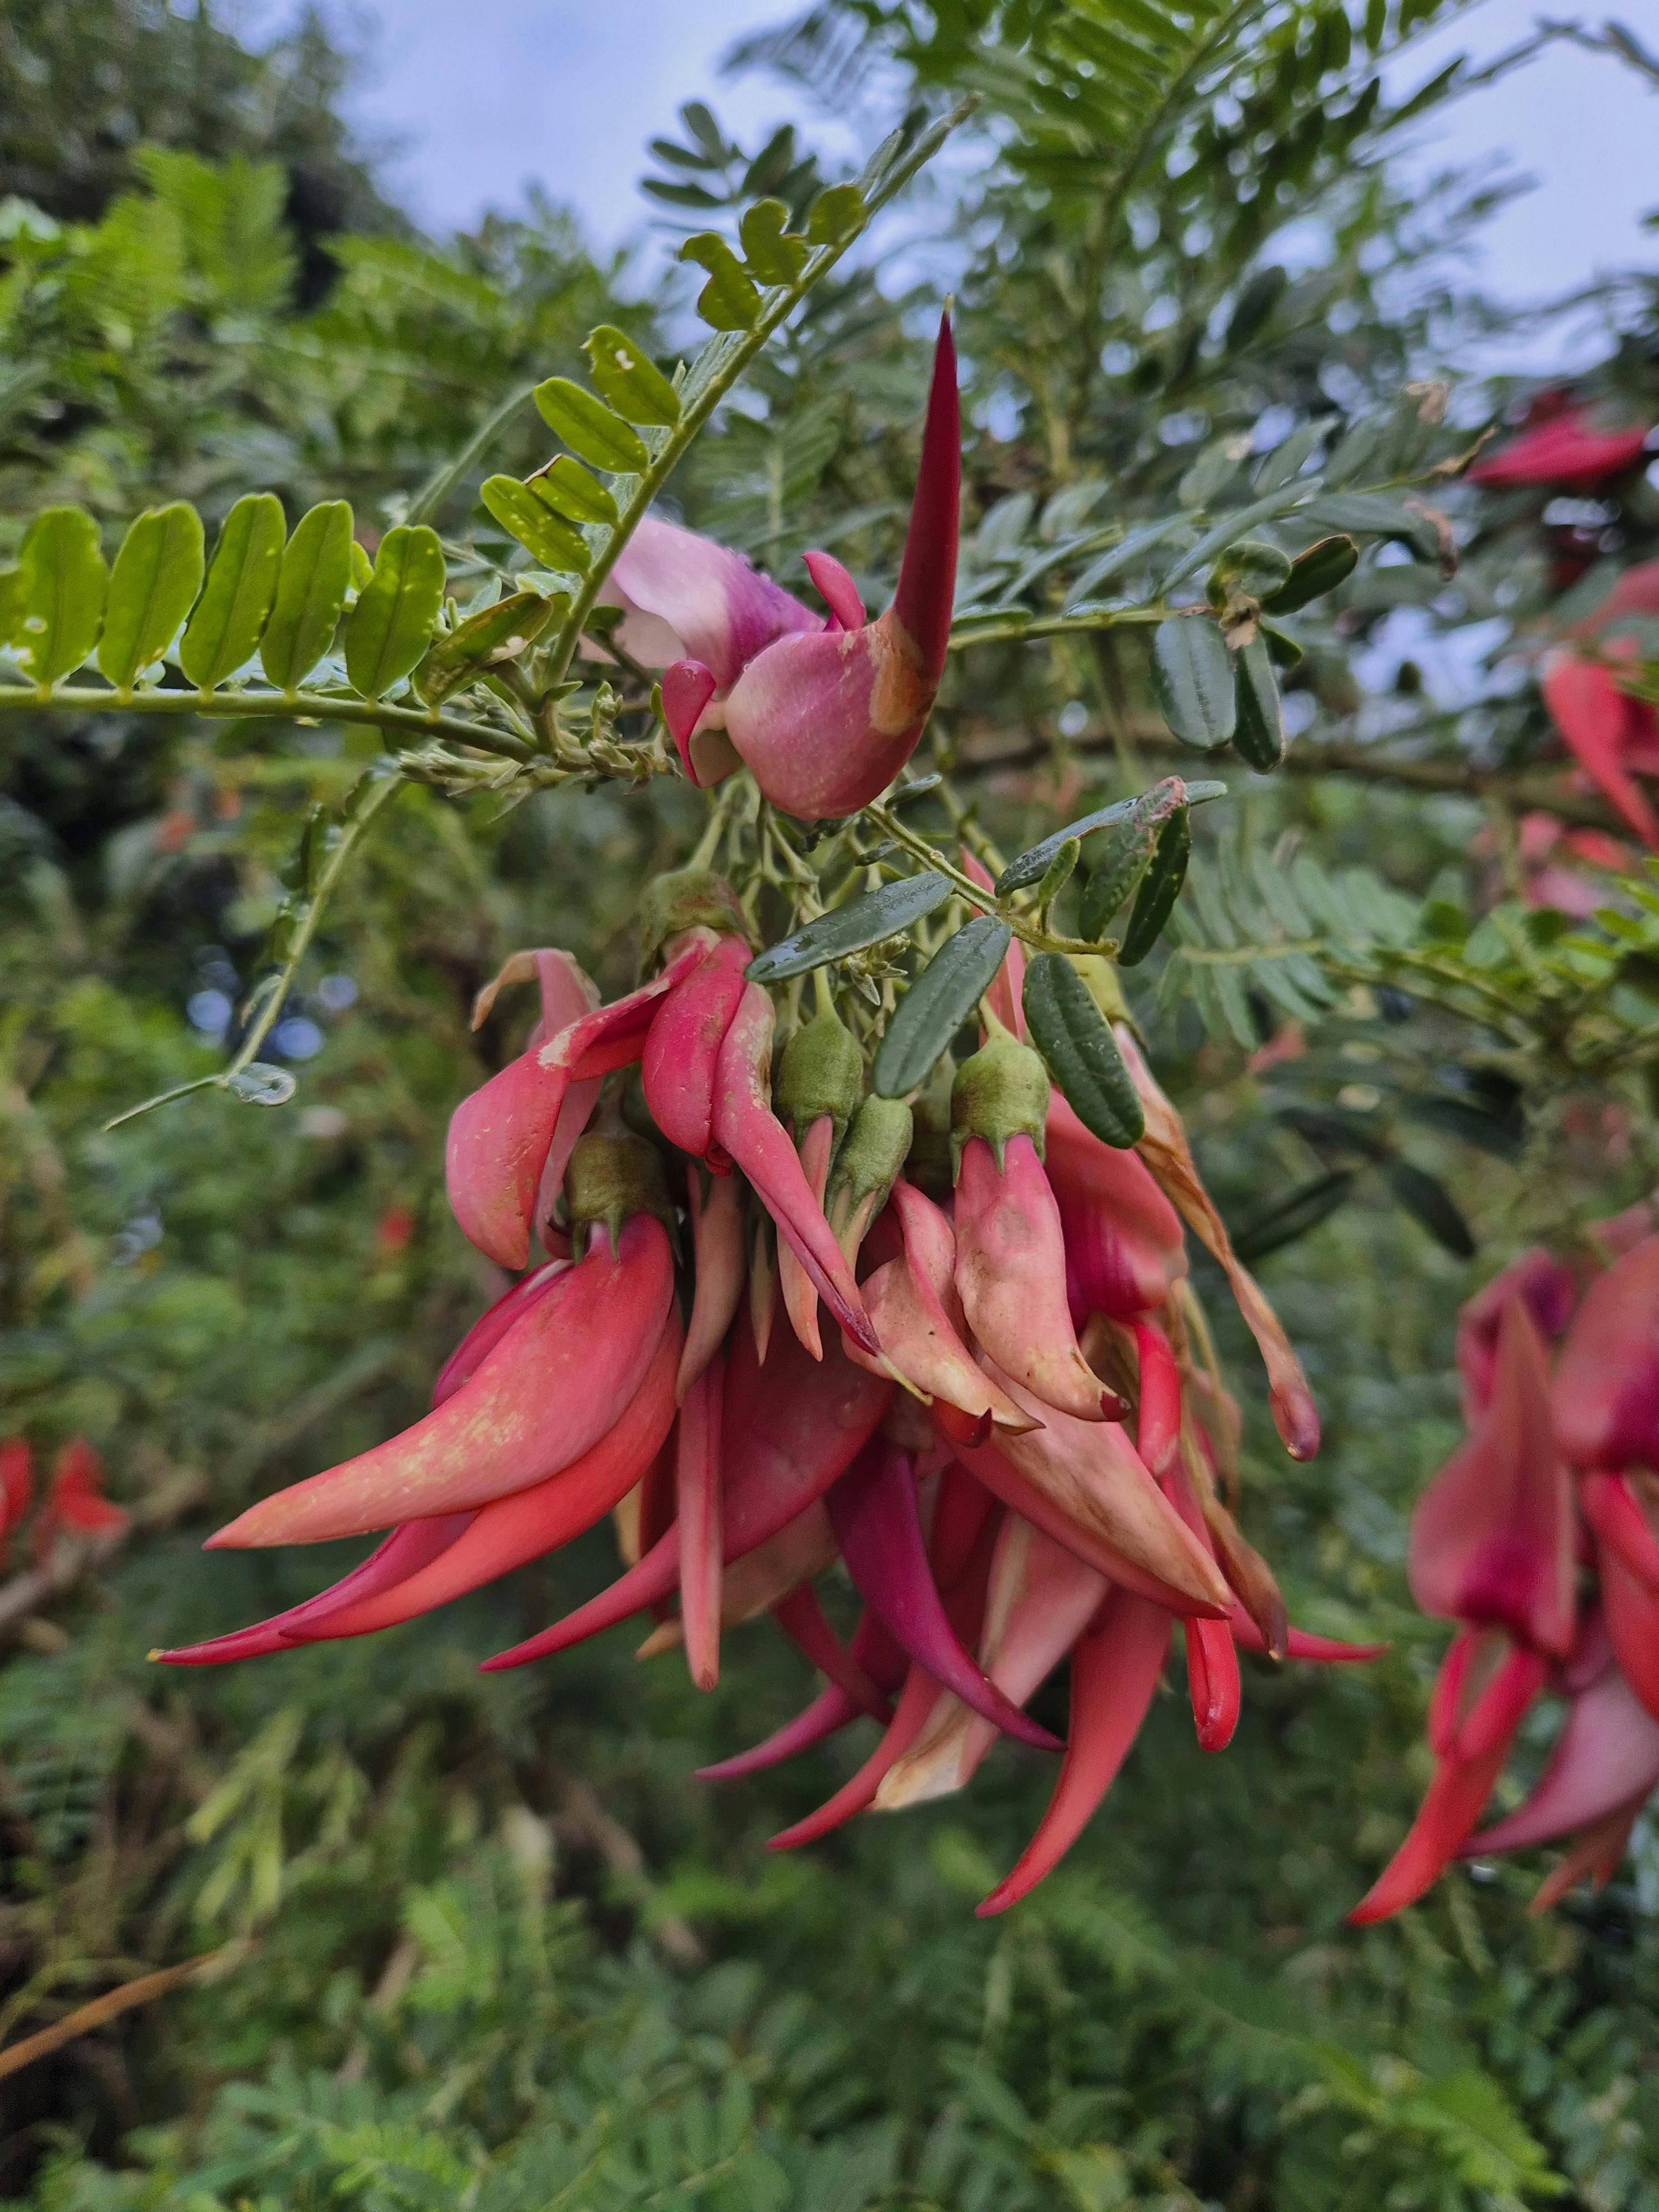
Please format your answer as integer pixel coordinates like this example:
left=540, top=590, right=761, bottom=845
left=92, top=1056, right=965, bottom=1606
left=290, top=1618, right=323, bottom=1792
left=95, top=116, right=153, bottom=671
left=711, top=983, right=878, bottom=1357
left=1117, top=1026, right=1319, bottom=1460
left=1470, top=408, right=1652, bottom=489
left=446, top=939, right=705, bottom=1269
left=878, top=1517, right=1108, bottom=1808
left=1348, top=1629, right=1548, bottom=1923
left=153, top=1512, right=476, bottom=1666
left=721, top=315, right=960, bottom=820
left=827, top=1437, right=1061, bottom=1751
left=677, top=1164, right=746, bottom=1399
left=977, top=1588, right=1172, bottom=1916
left=211, top=1215, right=675, bottom=1546
left=430, top=1260, right=566, bottom=1408
left=778, top=1115, right=836, bottom=1360
left=953, top=1366, right=1232, bottom=1618
left=1554, top=1233, right=1659, bottom=1470
left=853, top=1178, right=1037, bottom=1434
left=482, top=1311, right=891, bottom=1668
left=698, top=1608, right=904, bottom=1779
left=770, top=1582, right=894, bottom=1719
left=640, top=933, right=750, bottom=1158
left=954, top=1134, right=1117, bottom=1423
left=1229, top=1610, right=1387, bottom=1663
left=676, top=1350, right=724, bottom=1691
left=1467, top=1653, right=1659, bottom=1858
left=1047, top=1094, right=1188, bottom=1323
left=1408, top=1297, right=1575, bottom=1657
left=1541, top=650, right=1659, bottom=848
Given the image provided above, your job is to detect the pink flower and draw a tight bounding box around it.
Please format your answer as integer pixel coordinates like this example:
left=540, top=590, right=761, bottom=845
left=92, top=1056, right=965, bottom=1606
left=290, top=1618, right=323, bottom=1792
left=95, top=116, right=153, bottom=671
left=1470, top=404, right=1652, bottom=489
left=606, top=315, right=961, bottom=819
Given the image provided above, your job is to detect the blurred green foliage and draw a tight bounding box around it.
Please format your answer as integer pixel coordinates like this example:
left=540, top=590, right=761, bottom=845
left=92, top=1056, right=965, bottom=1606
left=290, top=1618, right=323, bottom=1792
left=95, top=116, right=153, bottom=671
left=2, top=1, right=1658, bottom=2206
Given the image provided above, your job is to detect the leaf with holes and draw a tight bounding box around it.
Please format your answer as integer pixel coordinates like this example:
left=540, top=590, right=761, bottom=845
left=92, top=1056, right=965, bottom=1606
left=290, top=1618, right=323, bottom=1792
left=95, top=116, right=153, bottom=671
left=13, top=507, right=108, bottom=684
left=97, top=503, right=204, bottom=688
left=747, top=874, right=953, bottom=983
left=582, top=326, right=680, bottom=429
left=344, top=525, right=446, bottom=700
left=874, top=916, right=1013, bottom=1099
left=679, top=233, right=763, bottom=331
left=260, top=500, right=352, bottom=691
left=739, top=199, right=810, bottom=284
left=1022, top=954, right=1144, bottom=1147
left=180, top=493, right=285, bottom=689
left=530, top=457, right=619, bottom=528
left=481, top=478, right=590, bottom=576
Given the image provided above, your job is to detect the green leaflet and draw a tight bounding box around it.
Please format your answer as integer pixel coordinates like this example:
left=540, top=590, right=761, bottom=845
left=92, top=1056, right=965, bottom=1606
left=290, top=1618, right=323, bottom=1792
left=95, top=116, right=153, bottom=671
left=0, top=566, right=21, bottom=649
left=1151, top=617, right=1236, bottom=749
left=1386, top=1159, right=1475, bottom=1257
left=260, top=499, right=353, bottom=691
left=679, top=233, right=763, bottom=331
left=13, top=506, right=108, bottom=684
left=343, top=525, right=447, bottom=700
left=1118, top=806, right=1191, bottom=966
left=530, top=456, right=619, bottom=526
left=1262, top=533, right=1359, bottom=614
left=416, top=591, right=559, bottom=703
left=532, top=378, right=650, bottom=473
left=738, top=199, right=810, bottom=284
left=1022, top=953, right=1144, bottom=1147
left=1233, top=1169, right=1357, bottom=1263
left=1232, top=638, right=1286, bottom=770
left=806, top=183, right=864, bottom=244
left=746, top=873, right=953, bottom=983
left=97, top=502, right=205, bottom=689
left=180, top=493, right=285, bottom=689
left=480, top=477, right=590, bottom=576
left=873, top=915, right=1013, bottom=1099
left=582, top=325, right=680, bottom=428
left=1078, top=780, right=1193, bottom=940
left=994, top=774, right=1220, bottom=895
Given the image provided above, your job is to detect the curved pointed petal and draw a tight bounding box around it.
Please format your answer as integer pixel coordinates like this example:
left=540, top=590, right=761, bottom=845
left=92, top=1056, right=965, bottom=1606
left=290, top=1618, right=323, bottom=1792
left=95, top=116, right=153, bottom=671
left=955, top=1134, right=1115, bottom=1422
left=1454, top=1246, right=1578, bottom=1421
left=891, top=310, right=961, bottom=684
left=1580, top=1471, right=1659, bottom=1597
left=678, top=1164, right=746, bottom=1399
left=1469, top=1661, right=1659, bottom=1856
left=1409, top=1297, right=1575, bottom=1656
left=1541, top=651, right=1659, bottom=848
left=640, top=935, right=749, bottom=1159
left=771, top=1583, right=892, bottom=1719
left=977, top=1590, right=1171, bottom=1915
left=212, top=1217, right=675, bottom=1546
left=676, top=1351, right=723, bottom=1691
left=696, top=1681, right=864, bottom=1780
left=155, top=1512, right=474, bottom=1666
left=482, top=1312, right=890, bottom=1667
left=827, top=1437, right=1062, bottom=1751
left=1600, top=1542, right=1659, bottom=1722
left=662, top=659, right=719, bottom=781
left=712, top=984, right=878, bottom=1354
left=867, top=1179, right=1037, bottom=1433
left=768, top=1663, right=946, bottom=1849
left=802, top=549, right=865, bottom=632
left=1554, top=1234, right=1659, bottom=1469
left=431, top=1261, right=566, bottom=1408
left=778, top=1115, right=834, bottom=1359
left=1117, top=1027, right=1318, bottom=1459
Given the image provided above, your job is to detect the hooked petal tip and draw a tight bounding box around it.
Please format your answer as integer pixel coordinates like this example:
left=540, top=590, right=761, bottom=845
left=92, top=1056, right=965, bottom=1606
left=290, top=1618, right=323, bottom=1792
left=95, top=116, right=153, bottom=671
left=891, top=310, right=961, bottom=685
left=662, top=659, right=719, bottom=782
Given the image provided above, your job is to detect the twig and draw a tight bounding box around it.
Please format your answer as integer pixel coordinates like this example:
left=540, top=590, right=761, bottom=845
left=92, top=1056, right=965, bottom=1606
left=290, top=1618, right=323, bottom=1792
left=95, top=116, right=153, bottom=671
left=0, top=1948, right=238, bottom=2082
left=555, top=1780, right=706, bottom=1968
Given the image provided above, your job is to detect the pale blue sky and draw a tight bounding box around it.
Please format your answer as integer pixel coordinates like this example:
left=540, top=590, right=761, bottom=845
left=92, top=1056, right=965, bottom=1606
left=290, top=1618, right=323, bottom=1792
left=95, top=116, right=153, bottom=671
left=247, top=0, right=1655, bottom=358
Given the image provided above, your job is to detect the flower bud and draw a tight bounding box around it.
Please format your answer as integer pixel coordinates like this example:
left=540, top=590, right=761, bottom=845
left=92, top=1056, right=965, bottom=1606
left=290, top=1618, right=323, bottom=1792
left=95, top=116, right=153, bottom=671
left=775, top=1009, right=864, bottom=1145
left=564, top=1126, right=672, bottom=1251
left=638, top=868, right=750, bottom=968
left=830, top=1094, right=913, bottom=1218
left=950, top=1029, right=1050, bottom=1176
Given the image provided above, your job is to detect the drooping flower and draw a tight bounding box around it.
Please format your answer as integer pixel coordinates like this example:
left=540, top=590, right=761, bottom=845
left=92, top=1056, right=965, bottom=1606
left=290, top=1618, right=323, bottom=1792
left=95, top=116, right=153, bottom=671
left=1355, top=1220, right=1659, bottom=1919
left=602, top=314, right=961, bottom=820
left=166, top=877, right=1354, bottom=1913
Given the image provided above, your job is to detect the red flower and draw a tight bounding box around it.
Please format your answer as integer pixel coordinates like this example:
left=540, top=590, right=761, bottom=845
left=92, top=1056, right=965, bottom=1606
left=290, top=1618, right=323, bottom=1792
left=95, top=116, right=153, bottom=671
left=0, top=1439, right=34, bottom=1568
left=1470, top=404, right=1651, bottom=489
left=35, top=1440, right=128, bottom=1561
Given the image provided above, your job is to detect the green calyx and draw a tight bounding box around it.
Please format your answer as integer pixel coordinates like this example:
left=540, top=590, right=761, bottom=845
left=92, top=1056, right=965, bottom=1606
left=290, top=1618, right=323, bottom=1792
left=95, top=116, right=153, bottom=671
left=564, top=1126, right=672, bottom=1250
left=829, top=1093, right=914, bottom=1216
left=639, top=868, right=751, bottom=968
left=775, top=1009, right=864, bottom=1144
left=950, top=1026, right=1051, bottom=1177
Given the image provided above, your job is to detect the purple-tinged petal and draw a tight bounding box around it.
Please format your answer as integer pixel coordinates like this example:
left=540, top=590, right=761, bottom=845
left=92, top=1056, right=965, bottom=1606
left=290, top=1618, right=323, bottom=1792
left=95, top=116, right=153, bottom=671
left=662, top=659, right=718, bottom=781
left=802, top=549, right=865, bottom=631
left=1554, top=1234, right=1659, bottom=1469
left=606, top=513, right=818, bottom=687
left=1468, top=1657, right=1659, bottom=1856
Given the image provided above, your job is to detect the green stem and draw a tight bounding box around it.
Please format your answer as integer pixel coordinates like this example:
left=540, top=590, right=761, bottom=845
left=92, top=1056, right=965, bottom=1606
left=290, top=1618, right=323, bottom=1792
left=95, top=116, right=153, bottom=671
left=541, top=100, right=977, bottom=690
left=863, top=802, right=1106, bottom=958
left=104, top=771, right=406, bottom=1131
left=948, top=603, right=1174, bottom=652
left=0, top=681, right=538, bottom=764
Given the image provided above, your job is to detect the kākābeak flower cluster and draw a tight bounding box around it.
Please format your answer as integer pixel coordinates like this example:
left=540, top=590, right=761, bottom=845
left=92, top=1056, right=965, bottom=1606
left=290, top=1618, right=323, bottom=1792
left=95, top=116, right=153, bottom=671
left=1350, top=1204, right=1659, bottom=1922
left=599, top=312, right=960, bottom=820
left=161, top=874, right=1366, bottom=1913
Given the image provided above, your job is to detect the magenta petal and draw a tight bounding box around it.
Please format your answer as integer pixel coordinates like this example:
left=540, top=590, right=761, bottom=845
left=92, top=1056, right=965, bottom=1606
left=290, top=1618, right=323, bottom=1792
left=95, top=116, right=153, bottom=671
left=607, top=513, right=818, bottom=686
left=696, top=1681, right=864, bottom=1780
left=662, top=659, right=718, bottom=781
left=156, top=1514, right=473, bottom=1665
left=802, top=549, right=865, bottom=631
left=891, top=310, right=960, bottom=685
left=1554, top=1234, right=1659, bottom=1470
left=826, top=1436, right=1062, bottom=1752
left=722, top=619, right=927, bottom=820
left=1468, top=1660, right=1659, bottom=1855
left=1408, top=1296, right=1575, bottom=1656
